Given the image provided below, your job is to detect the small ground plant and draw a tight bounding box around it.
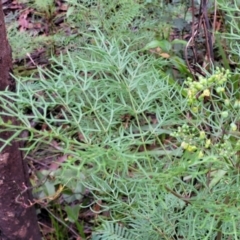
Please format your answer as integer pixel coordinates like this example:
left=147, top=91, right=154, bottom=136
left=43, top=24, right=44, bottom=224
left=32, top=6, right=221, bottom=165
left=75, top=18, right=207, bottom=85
left=1, top=0, right=240, bottom=239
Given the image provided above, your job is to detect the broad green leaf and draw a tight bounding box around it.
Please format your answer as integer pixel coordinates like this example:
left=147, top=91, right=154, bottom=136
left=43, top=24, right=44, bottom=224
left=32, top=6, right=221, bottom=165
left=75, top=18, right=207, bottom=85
left=65, top=205, right=81, bottom=223
left=143, top=40, right=172, bottom=52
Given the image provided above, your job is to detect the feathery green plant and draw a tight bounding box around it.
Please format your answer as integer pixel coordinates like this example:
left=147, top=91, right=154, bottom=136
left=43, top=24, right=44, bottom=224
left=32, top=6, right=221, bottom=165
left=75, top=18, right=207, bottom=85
left=2, top=28, right=240, bottom=238
left=2, top=0, right=240, bottom=239
left=0, top=29, right=187, bottom=239
left=92, top=222, right=136, bottom=240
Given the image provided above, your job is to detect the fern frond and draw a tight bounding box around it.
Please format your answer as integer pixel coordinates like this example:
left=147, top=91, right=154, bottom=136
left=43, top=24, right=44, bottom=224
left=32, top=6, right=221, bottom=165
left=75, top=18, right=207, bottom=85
left=92, top=222, right=137, bottom=240
left=34, top=0, right=54, bottom=11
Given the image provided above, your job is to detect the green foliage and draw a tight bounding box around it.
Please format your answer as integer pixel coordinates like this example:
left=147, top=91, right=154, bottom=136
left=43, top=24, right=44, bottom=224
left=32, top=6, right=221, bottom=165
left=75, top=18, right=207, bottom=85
left=2, top=28, right=240, bottom=238
left=216, top=0, right=240, bottom=99
left=2, top=0, right=240, bottom=239
left=92, top=222, right=136, bottom=240
left=7, top=22, right=53, bottom=60
left=7, top=0, right=190, bottom=64
left=34, top=0, right=55, bottom=11
left=66, top=0, right=143, bottom=36
left=0, top=29, right=187, bottom=238
left=18, top=0, right=55, bottom=13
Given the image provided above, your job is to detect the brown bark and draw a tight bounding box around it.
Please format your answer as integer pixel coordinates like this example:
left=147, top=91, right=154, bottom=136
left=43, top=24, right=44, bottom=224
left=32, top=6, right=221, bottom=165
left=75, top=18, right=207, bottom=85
left=0, top=3, right=42, bottom=240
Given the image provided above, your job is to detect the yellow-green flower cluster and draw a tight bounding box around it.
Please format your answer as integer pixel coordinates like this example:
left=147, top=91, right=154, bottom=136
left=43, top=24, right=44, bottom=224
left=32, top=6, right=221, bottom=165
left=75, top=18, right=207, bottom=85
left=181, top=141, right=197, bottom=152
left=185, top=68, right=230, bottom=104
left=171, top=124, right=212, bottom=157
left=215, top=141, right=235, bottom=159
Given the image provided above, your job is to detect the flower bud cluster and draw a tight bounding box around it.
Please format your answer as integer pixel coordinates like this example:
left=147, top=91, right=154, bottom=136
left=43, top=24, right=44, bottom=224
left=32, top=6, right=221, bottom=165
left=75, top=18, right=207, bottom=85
left=171, top=124, right=211, bottom=157
left=215, top=141, right=234, bottom=158
left=184, top=68, right=230, bottom=104
left=171, top=68, right=240, bottom=165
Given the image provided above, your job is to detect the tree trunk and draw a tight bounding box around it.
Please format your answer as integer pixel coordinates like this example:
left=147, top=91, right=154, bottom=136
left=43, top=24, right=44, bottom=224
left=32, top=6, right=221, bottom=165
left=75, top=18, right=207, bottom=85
left=0, top=3, right=42, bottom=240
